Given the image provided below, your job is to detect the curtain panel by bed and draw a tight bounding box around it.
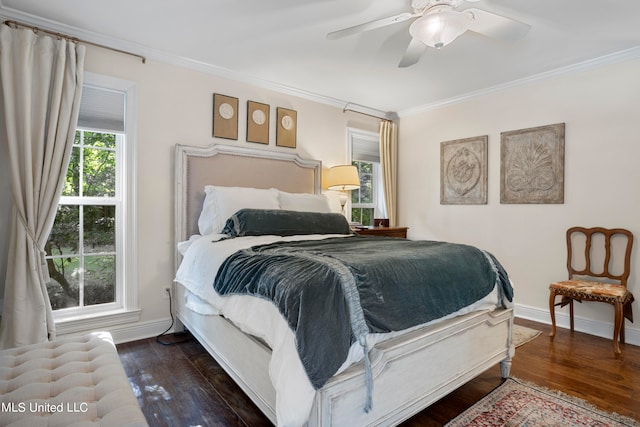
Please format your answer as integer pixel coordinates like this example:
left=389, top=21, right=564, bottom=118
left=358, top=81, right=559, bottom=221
left=379, top=121, right=398, bottom=227
left=0, top=26, right=85, bottom=349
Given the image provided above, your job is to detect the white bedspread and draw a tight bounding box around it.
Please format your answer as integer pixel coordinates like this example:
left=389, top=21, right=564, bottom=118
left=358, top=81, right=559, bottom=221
left=175, top=234, right=501, bottom=427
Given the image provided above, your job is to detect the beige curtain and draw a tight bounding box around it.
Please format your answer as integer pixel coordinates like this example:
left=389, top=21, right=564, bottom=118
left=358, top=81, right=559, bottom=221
left=379, top=120, right=398, bottom=227
left=0, top=26, right=85, bottom=349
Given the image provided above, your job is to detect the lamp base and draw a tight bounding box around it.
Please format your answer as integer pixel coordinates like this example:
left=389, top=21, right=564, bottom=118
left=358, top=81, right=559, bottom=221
left=338, top=192, right=348, bottom=215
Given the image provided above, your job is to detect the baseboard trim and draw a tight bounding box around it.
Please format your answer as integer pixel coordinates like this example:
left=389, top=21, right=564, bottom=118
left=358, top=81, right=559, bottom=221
left=56, top=304, right=640, bottom=347
left=57, top=317, right=173, bottom=344
left=515, top=303, right=640, bottom=347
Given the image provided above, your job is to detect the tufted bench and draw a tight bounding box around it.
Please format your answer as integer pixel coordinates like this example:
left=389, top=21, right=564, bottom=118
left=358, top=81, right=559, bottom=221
left=0, top=331, right=148, bottom=427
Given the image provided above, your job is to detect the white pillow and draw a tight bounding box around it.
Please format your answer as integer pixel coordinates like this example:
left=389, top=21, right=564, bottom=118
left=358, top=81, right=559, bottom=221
left=322, top=190, right=345, bottom=214
left=279, top=191, right=331, bottom=213
left=197, top=186, right=280, bottom=235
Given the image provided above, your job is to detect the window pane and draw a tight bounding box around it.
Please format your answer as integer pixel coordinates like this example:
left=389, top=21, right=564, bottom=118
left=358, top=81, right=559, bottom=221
left=84, top=255, right=115, bottom=306
left=351, top=208, right=362, bottom=224
left=46, top=205, right=79, bottom=257
left=359, top=162, right=373, bottom=173
left=361, top=208, right=374, bottom=226
left=46, top=256, right=80, bottom=310
left=62, top=146, right=80, bottom=196
left=83, top=147, right=116, bottom=197
left=359, top=174, right=373, bottom=203
left=351, top=174, right=374, bottom=203
left=352, top=160, right=374, bottom=205
left=350, top=208, right=374, bottom=226
left=83, top=131, right=116, bottom=149
left=84, top=205, right=116, bottom=253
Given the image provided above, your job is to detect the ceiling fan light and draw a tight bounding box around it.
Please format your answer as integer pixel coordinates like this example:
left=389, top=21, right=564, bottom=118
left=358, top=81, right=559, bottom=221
left=409, top=8, right=472, bottom=49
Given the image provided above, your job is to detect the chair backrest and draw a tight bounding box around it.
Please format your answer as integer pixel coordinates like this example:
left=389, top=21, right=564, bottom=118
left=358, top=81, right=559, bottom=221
left=566, top=227, right=634, bottom=287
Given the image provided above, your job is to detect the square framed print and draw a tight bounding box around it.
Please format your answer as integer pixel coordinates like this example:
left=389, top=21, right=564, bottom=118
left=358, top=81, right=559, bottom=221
left=441, top=135, right=488, bottom=204
left=247, top=101, right=270, bottom=144
left=213, top=93, right=239, bottom=140
left=500, top=123, right=565, bottom=204
left=276, top=107, right=297, bottom=148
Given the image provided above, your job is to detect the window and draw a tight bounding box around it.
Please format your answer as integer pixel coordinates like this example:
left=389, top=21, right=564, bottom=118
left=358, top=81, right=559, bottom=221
left=351, top=160, right=375, bottom=225
left=45, top=74, right=138, bottom=328
left=349, top=128, right=386, bottom=226
left=46, top=130, right=120, bottom=311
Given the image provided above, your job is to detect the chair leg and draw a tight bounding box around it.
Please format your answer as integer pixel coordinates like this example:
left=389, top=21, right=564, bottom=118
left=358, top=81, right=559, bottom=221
left=549, top=291, right=557, bottom=338
left=569, top=299, right=574, bottom=332
left=620, top=301, right=628, bottom=344
left=613, top=300, right=623, bottom=356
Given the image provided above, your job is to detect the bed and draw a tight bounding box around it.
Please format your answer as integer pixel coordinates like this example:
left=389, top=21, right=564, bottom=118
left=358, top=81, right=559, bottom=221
left=173, top=143, right=515, bottom=427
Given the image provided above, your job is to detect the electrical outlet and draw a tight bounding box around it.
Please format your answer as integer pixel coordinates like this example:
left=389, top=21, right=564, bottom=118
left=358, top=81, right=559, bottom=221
left=163, top=287, right=171, bottom=299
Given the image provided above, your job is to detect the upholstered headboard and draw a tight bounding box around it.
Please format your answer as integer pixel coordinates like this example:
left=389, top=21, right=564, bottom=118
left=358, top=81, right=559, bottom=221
left=174, top=143, right=321, bottom=267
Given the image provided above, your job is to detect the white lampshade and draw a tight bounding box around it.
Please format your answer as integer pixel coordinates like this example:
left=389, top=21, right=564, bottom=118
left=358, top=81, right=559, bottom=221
left=409, top=6, right=473, bottom=49
left=326, top=165, right=360, bottom=191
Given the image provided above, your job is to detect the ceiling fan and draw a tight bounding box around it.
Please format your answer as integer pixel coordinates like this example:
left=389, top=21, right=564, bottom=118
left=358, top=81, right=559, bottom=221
left=326, top=0, right=530, bottom=68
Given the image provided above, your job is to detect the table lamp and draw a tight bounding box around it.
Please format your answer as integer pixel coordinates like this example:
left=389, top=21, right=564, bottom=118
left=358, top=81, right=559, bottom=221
left=326, top=165, right=360, bottom=214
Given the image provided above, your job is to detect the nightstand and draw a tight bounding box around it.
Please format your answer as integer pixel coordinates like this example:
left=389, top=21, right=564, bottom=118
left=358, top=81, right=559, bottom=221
left=354, top=226, right=408, bottom=239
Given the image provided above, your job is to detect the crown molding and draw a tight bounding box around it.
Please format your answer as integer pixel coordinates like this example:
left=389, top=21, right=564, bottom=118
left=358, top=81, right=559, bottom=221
left=398, top=46, right=640, bottom=118
left=0, top=3, right=394, bottom=121
left=6, top=2, right=635, bottom=122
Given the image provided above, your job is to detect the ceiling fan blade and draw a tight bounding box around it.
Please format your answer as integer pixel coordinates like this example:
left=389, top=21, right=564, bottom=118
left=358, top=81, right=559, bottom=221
left=466, top=8, right=531, bottom=42
left=327, top=12, right=417, bottom=40
left=398, top=37, right=426, bottom=68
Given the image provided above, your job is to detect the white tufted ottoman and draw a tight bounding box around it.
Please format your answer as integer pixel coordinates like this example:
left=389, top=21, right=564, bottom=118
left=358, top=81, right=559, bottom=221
left=0, top=331, right=148, bottom=427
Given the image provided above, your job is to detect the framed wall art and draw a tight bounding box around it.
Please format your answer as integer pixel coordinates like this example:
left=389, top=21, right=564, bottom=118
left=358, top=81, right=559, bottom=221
left=500, top=123, right=565, bottom=204
left=276, top=107, right=297, bottom=148
left=213, top=93, right=239, bottom=140
left=246, top=101, right=270, bottom=144
left=441, top=135, right=488, bottom=205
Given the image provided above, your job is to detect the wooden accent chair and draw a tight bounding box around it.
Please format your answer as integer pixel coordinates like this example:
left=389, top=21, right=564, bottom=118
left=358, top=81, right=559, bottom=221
left=549, top=227, right=635, bottom=356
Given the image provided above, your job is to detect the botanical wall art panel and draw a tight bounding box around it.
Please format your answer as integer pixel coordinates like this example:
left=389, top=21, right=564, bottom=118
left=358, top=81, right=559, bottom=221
left=441, top=135, right=488, bottom=205
left=213, top=93, right=239, bottom=140
left=500, top=123, right=565, bottom=204
left=247, top=100, right=270, bottom=144
left=276, top=107, right=297, bottom=148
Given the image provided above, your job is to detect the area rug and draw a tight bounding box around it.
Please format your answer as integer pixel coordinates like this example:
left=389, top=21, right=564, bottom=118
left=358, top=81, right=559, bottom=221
left=512, top=324, right=542, bottom=347
left=445, top=378, right=640, bottom=427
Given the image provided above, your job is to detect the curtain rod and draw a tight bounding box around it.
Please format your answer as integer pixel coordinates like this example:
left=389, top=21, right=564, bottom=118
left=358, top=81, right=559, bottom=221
left=4, top=20, right=146, bottom=64
left=342, top=102, right=395, bottom=121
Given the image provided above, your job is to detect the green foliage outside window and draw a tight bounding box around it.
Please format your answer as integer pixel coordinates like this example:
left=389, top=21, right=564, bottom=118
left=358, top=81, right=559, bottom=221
left=351, top=160, right=375, bottom=226
left=45, top=130, right=118, bottom=310
left=351, top=207, right=374, bottom=226
left=63, top=131, right=116, bottom=197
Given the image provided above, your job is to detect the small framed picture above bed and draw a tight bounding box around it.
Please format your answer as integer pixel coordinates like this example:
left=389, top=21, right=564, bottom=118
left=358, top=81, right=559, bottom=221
left=213, top=93, right=239, bottom=140
left=440, top=135, right=488, bottom=205
left=247, top=101, right=270, bottom=145
left=276, top=107, right=297, bottom=148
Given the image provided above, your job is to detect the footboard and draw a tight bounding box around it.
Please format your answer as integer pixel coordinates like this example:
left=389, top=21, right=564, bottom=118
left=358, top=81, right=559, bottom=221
left=175, top=281, right=513, bottom=427
left=309, top=308, right=514, bottom=427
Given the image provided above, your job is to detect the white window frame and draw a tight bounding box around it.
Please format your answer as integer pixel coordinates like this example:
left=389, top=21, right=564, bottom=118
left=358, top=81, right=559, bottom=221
left=351, top=161, right=377, bottom=210
left=53, top=73, right=140, bottom=334
left=348, top=128, right=382, bottom=225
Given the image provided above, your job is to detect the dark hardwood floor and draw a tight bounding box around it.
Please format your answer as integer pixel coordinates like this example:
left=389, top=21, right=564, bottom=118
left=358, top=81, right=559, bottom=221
left=117, top=318, right=640, bottom=426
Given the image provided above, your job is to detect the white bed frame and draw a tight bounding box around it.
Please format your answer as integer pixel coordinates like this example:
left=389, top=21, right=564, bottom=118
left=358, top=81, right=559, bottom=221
left=173, top=143, right=514, bottom=426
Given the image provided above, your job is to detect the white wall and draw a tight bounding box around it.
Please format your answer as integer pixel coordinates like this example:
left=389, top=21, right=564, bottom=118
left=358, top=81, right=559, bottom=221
left=0, top=44, right=379, bottom=341
left=398, top=57, right=640, bottom=344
